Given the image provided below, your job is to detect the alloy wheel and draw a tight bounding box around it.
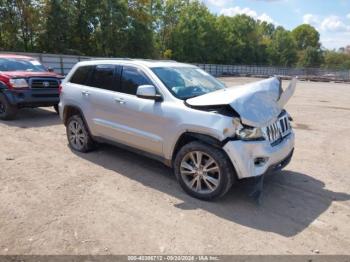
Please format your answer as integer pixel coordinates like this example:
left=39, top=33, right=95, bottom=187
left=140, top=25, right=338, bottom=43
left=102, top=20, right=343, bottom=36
left=68, top=119, right=87, bottom=151
left=180, top=151, right=221, bottom=194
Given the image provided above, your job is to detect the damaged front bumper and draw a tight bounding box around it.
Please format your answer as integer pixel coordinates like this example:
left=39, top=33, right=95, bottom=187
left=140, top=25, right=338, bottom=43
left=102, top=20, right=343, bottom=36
left=223, top=131, right=295, bottom=179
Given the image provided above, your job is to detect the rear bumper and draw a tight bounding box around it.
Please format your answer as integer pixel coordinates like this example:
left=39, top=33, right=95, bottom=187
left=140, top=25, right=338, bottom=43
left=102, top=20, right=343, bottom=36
left=223, top=131, right=295, bottom=179
left=3, top=89, right=59, bottom=107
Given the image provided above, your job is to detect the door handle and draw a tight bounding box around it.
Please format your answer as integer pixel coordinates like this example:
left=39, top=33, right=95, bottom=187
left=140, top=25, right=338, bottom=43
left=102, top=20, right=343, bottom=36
left=115, top=98, right=126, bottom=104
left=82, top=91, right=90, bottom=96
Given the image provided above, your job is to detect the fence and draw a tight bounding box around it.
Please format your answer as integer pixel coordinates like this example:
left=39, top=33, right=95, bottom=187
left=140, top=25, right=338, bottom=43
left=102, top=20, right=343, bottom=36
left=0, top=51, right=95, bottom=75
left=1, top=51, right=350, bottom=82
left=195, top=64, right=350, bottom=82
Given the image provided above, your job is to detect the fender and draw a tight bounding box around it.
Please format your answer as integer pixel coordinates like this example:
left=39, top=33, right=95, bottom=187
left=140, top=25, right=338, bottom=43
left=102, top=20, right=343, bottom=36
left=170, top=131, right=224, bottom=165
left=0, top=81, right=16, bottom=105
left=62, top=104, right=96, bottom=140
left=62, top=104, right=86, bottom=125
left=0, top=81, right=8, bottom=92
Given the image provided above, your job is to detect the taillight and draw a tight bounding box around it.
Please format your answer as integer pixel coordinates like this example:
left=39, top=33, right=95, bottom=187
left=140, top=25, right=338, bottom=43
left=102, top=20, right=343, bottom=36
left=58, top=84, right=62, bottom=95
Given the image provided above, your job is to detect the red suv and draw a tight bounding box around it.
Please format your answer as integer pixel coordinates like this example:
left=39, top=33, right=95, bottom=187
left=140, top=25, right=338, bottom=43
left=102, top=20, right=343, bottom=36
left=0, top=54, right=64, bottom=120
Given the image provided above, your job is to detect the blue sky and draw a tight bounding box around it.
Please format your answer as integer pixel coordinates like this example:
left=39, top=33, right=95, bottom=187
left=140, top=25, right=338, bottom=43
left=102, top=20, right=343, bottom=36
left=201, top=0, right=350, bottom=49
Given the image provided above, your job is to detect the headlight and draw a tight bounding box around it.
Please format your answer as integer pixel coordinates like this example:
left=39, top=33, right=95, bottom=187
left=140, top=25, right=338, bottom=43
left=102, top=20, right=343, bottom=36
left=9, top=78, right=28, bottom=88
left=236, top=126, right=265, bottom=141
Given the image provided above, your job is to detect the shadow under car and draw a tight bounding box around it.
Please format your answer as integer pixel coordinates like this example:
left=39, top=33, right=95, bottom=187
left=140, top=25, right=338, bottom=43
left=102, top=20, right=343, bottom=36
left=71, top=143, right=350, bottom=237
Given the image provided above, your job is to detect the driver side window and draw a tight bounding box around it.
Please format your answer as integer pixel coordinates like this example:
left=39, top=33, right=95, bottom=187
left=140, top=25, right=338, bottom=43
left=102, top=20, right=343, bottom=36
left=119, top=66, right=151, bottom=95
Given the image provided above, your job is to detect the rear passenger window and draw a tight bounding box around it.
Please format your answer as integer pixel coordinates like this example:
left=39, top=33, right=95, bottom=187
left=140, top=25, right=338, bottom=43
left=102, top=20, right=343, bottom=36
left=70, top=66, right=93, bottom=85
left=87, top=65, right=117, bottom=91
left=120, top=66, right=151, bottom=95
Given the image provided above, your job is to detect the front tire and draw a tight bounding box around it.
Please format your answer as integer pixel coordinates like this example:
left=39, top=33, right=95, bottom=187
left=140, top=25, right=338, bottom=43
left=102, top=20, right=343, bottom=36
left=174, top=141, right=235, bottom=200
left=66, top=114, right=94, bottom=153
left=0, top=93, right=18, bottom=120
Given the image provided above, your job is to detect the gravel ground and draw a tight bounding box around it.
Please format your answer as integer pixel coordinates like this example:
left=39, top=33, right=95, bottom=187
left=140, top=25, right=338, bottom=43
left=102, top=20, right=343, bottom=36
left=0, top=77, right=349, bottom=255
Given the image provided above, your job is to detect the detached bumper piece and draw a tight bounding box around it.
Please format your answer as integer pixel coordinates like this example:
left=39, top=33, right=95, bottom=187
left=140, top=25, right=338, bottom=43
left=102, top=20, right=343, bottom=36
left=248, top=150, right=294, bottom=205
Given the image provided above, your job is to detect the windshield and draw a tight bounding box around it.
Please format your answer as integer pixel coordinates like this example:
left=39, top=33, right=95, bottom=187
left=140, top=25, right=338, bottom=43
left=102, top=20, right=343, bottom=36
left=152, top=67, right=226, bottom=99
left=0, top=58, right=47, bottom=72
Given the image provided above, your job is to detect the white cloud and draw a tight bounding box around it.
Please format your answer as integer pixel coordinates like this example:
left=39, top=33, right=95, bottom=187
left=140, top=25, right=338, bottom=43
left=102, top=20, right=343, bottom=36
left=320, top=32, right=350, bottom=49
left=303, top=14, right=350, bottom=33
left=251, top=0, right=284, bottom=1
left=303, top=14, right=320, bottom=26
left=347, top=13, right=350, bottom=19
left=220, top=6, right=276, bottom=24
left=221, top=7, right=257, bottom=17
left=257, top=13, right=275, bottom=24
left=320, top=15, right=349, bottom=32
left=205, top=0, right=230, bottom=8
left=302, top=13, right=350, bottom=49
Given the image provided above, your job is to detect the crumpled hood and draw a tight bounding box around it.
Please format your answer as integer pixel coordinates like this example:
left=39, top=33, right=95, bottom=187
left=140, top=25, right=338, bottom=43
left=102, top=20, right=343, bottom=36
left=186, top=77, right=297, bottom=128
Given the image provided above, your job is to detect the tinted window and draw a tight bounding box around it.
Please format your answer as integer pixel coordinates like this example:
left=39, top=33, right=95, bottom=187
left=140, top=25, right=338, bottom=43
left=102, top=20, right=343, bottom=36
left=70, top=66, right=93, bottom=85
left=86, top=65, right=117, bottom=91
left=120, top=66, right=151, bottom=95
left=0, top=58, right=46, bottom=72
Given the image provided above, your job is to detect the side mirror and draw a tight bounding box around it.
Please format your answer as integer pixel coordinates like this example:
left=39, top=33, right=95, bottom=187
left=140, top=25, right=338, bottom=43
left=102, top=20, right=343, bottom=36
left=136, top=85, right=162, bottom=101
left=47, top=67, right=54, bottom=72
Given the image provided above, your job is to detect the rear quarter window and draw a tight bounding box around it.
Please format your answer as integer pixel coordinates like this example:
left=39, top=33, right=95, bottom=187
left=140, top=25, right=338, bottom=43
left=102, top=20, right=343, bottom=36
left=69, top=66, right=93, bottom=85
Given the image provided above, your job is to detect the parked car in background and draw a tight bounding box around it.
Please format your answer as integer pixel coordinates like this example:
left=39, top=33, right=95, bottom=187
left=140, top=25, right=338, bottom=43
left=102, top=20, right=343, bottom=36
left=59, top=59, right=297, bottom=200
left=0, top=54, right=64, bottom=120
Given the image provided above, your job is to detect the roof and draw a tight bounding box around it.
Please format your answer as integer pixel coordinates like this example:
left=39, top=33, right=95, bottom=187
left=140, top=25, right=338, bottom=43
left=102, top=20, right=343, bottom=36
left=0, top=54, right=35, bottom=60
left=77, top=59, right=195, bottom=68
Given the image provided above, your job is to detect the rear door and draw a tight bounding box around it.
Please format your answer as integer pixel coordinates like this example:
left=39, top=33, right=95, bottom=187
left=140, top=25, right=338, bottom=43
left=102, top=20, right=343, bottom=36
left=80, top=64, right=121, bottom=138
left=66, top=65, right=95, bottom=130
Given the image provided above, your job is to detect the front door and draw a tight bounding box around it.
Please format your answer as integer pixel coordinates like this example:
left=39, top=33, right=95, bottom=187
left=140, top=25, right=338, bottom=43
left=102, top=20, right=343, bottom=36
left=107, top=66, right=168, bottom=156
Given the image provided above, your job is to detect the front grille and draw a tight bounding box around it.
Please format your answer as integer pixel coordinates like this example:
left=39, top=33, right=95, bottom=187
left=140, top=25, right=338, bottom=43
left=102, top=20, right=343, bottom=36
left=264, top=114, right=291, bottom=145
left=29, top=78, right=59, bottom=89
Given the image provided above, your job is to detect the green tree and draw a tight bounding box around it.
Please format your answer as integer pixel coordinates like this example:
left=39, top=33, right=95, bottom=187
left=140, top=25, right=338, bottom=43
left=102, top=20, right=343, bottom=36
left=322, top=50, right=350, bottom=69
left=292, top=24, right=320, bottom=50
left=256, top=21, right=276, bottom=65
left=0, top=0, right=336, bottom=67
left=0, top=0, right=40, bottom=51
left=125, top=0, right=155, bottom=58
left=297, top=46, right=323, bottom=67
left=154, top=0, right=187, bottom=57
left=70, top=0, right=99, bottom=55
left=93, top=0, right=128, bottom=57
left=38, top=0, right=72, bottom=54
left=0, top=0, right=20, bottom=50
left=15, top=0, right=41, bottom=51
left=169, top=1, right=218, bottom=63
left=267, top=27, right=297, bottom=66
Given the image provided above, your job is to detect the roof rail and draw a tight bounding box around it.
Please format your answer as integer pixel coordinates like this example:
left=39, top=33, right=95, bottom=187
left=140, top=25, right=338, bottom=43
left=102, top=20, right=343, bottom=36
left=85, top=58, right=178, bottom=63
left=133, top=58, right=178, bottom=62
left=91, top=57, right=133, bottom=60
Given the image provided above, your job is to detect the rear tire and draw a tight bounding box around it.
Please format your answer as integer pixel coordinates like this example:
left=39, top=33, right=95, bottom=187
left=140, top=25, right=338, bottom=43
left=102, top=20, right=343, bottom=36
left=0, top=93, right=18, bottom=120
left=174, top=141, right=235, bottom=200
left=53, top=104, right=59, bottom=114
left=66, top=114, right=94, bottom=153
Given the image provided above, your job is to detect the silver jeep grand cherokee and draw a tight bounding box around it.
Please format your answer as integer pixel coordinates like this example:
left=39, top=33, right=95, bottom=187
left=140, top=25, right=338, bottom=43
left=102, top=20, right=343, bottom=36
left=59, top=59, right=296, bottom=200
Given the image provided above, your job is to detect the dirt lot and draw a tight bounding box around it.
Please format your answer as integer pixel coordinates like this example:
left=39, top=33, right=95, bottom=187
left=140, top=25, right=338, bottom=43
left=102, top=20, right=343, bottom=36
left=0, top=77, right=350, bottom=255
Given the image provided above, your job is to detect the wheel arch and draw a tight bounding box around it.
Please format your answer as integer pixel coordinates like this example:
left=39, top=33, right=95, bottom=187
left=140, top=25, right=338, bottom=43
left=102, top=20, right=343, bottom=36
left=171, top=132, right=225, bottom=166
left=63, top=105, right=88, bottom=127
left=0, top=81, right=8, bottom=93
